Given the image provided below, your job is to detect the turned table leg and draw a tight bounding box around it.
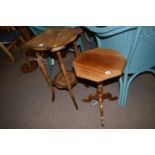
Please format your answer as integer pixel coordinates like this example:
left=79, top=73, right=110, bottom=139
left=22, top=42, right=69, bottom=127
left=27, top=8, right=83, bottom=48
left=97, top=83, right=104, bottom=126
left=82, top=82, right=118, bottom=126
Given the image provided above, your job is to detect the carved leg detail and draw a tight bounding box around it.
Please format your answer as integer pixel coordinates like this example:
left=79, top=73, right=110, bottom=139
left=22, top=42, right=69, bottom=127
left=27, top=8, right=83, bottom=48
left=82, top=83, right=118, bottom=126
left=103, top=93, right=118, bottom=101
left=82, top=93, right=98, bottom=102
left=98, top=98, right=104, bottom=126
left=97, top=83, right=104, bottom=126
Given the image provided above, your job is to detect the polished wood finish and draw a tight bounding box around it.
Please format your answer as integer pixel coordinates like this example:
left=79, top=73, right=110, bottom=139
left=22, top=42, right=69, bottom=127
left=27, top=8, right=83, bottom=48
left=82, top=83, right=118, bottom=126
left=82, top=92, right=118, bottom=102
left=26, top=28, right=82, bottom=110
left=73, top=48, right=126, bottom=126
left=73, top=48, right=126, bottom=82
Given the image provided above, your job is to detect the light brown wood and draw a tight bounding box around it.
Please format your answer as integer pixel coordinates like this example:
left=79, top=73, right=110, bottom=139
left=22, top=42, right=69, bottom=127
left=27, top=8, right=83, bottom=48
left=35, top=52, right=55, bottom=101
left=56, top=51, right=78, bottom=110
left=53, top=72, right=78, bottom=89
left=26, top=28, right=82, bottom=51
left=73, top=48, right=126, bottom=126
left=26, top=28, right=82, bottom=110
left=73, top=48, right=126, bottom=82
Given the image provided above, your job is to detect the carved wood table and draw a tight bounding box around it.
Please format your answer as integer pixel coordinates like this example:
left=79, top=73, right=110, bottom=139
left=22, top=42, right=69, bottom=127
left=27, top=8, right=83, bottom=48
left=26, top=28, right=82, bottom=110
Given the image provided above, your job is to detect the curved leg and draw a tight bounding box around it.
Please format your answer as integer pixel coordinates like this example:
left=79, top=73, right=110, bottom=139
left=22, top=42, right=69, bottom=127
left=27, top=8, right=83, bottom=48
left=82, top=93, right=98, bottom=102
left=118, top=74, right=129, bottom=107
left=82, top=82, right=118, bottom=126
left=118, top=76, right=123, bottom=106
left=103, top=93, right=118, bottom=101
left=56, top=51, right=78, bottom=110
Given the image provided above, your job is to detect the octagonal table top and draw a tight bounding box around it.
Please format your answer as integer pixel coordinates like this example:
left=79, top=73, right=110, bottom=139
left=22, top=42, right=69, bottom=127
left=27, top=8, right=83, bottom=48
left=26, top=28, right=82, bottom=52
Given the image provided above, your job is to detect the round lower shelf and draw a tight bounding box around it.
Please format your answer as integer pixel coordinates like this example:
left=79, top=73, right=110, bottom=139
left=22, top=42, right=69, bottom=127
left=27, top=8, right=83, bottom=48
left=52, top=71, right=78, bottom=89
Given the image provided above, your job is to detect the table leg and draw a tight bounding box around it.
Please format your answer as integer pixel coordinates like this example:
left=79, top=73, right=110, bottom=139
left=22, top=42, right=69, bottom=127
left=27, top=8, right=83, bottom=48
left=56, top=51, right=78, bottom=110
left=97, top=83, right=104, bottom=126
left=73, top=40, right=81, bottom=57
left=35, top=52, right=55, bottom=101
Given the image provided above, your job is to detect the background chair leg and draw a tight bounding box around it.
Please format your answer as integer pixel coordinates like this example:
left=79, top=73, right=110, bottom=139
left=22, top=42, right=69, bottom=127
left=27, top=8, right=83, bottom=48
left=11, top=26, right=26, bottom=44
left=19, top=36, right=26, bottom=44
left=0, top=43, right=15, bottom=62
